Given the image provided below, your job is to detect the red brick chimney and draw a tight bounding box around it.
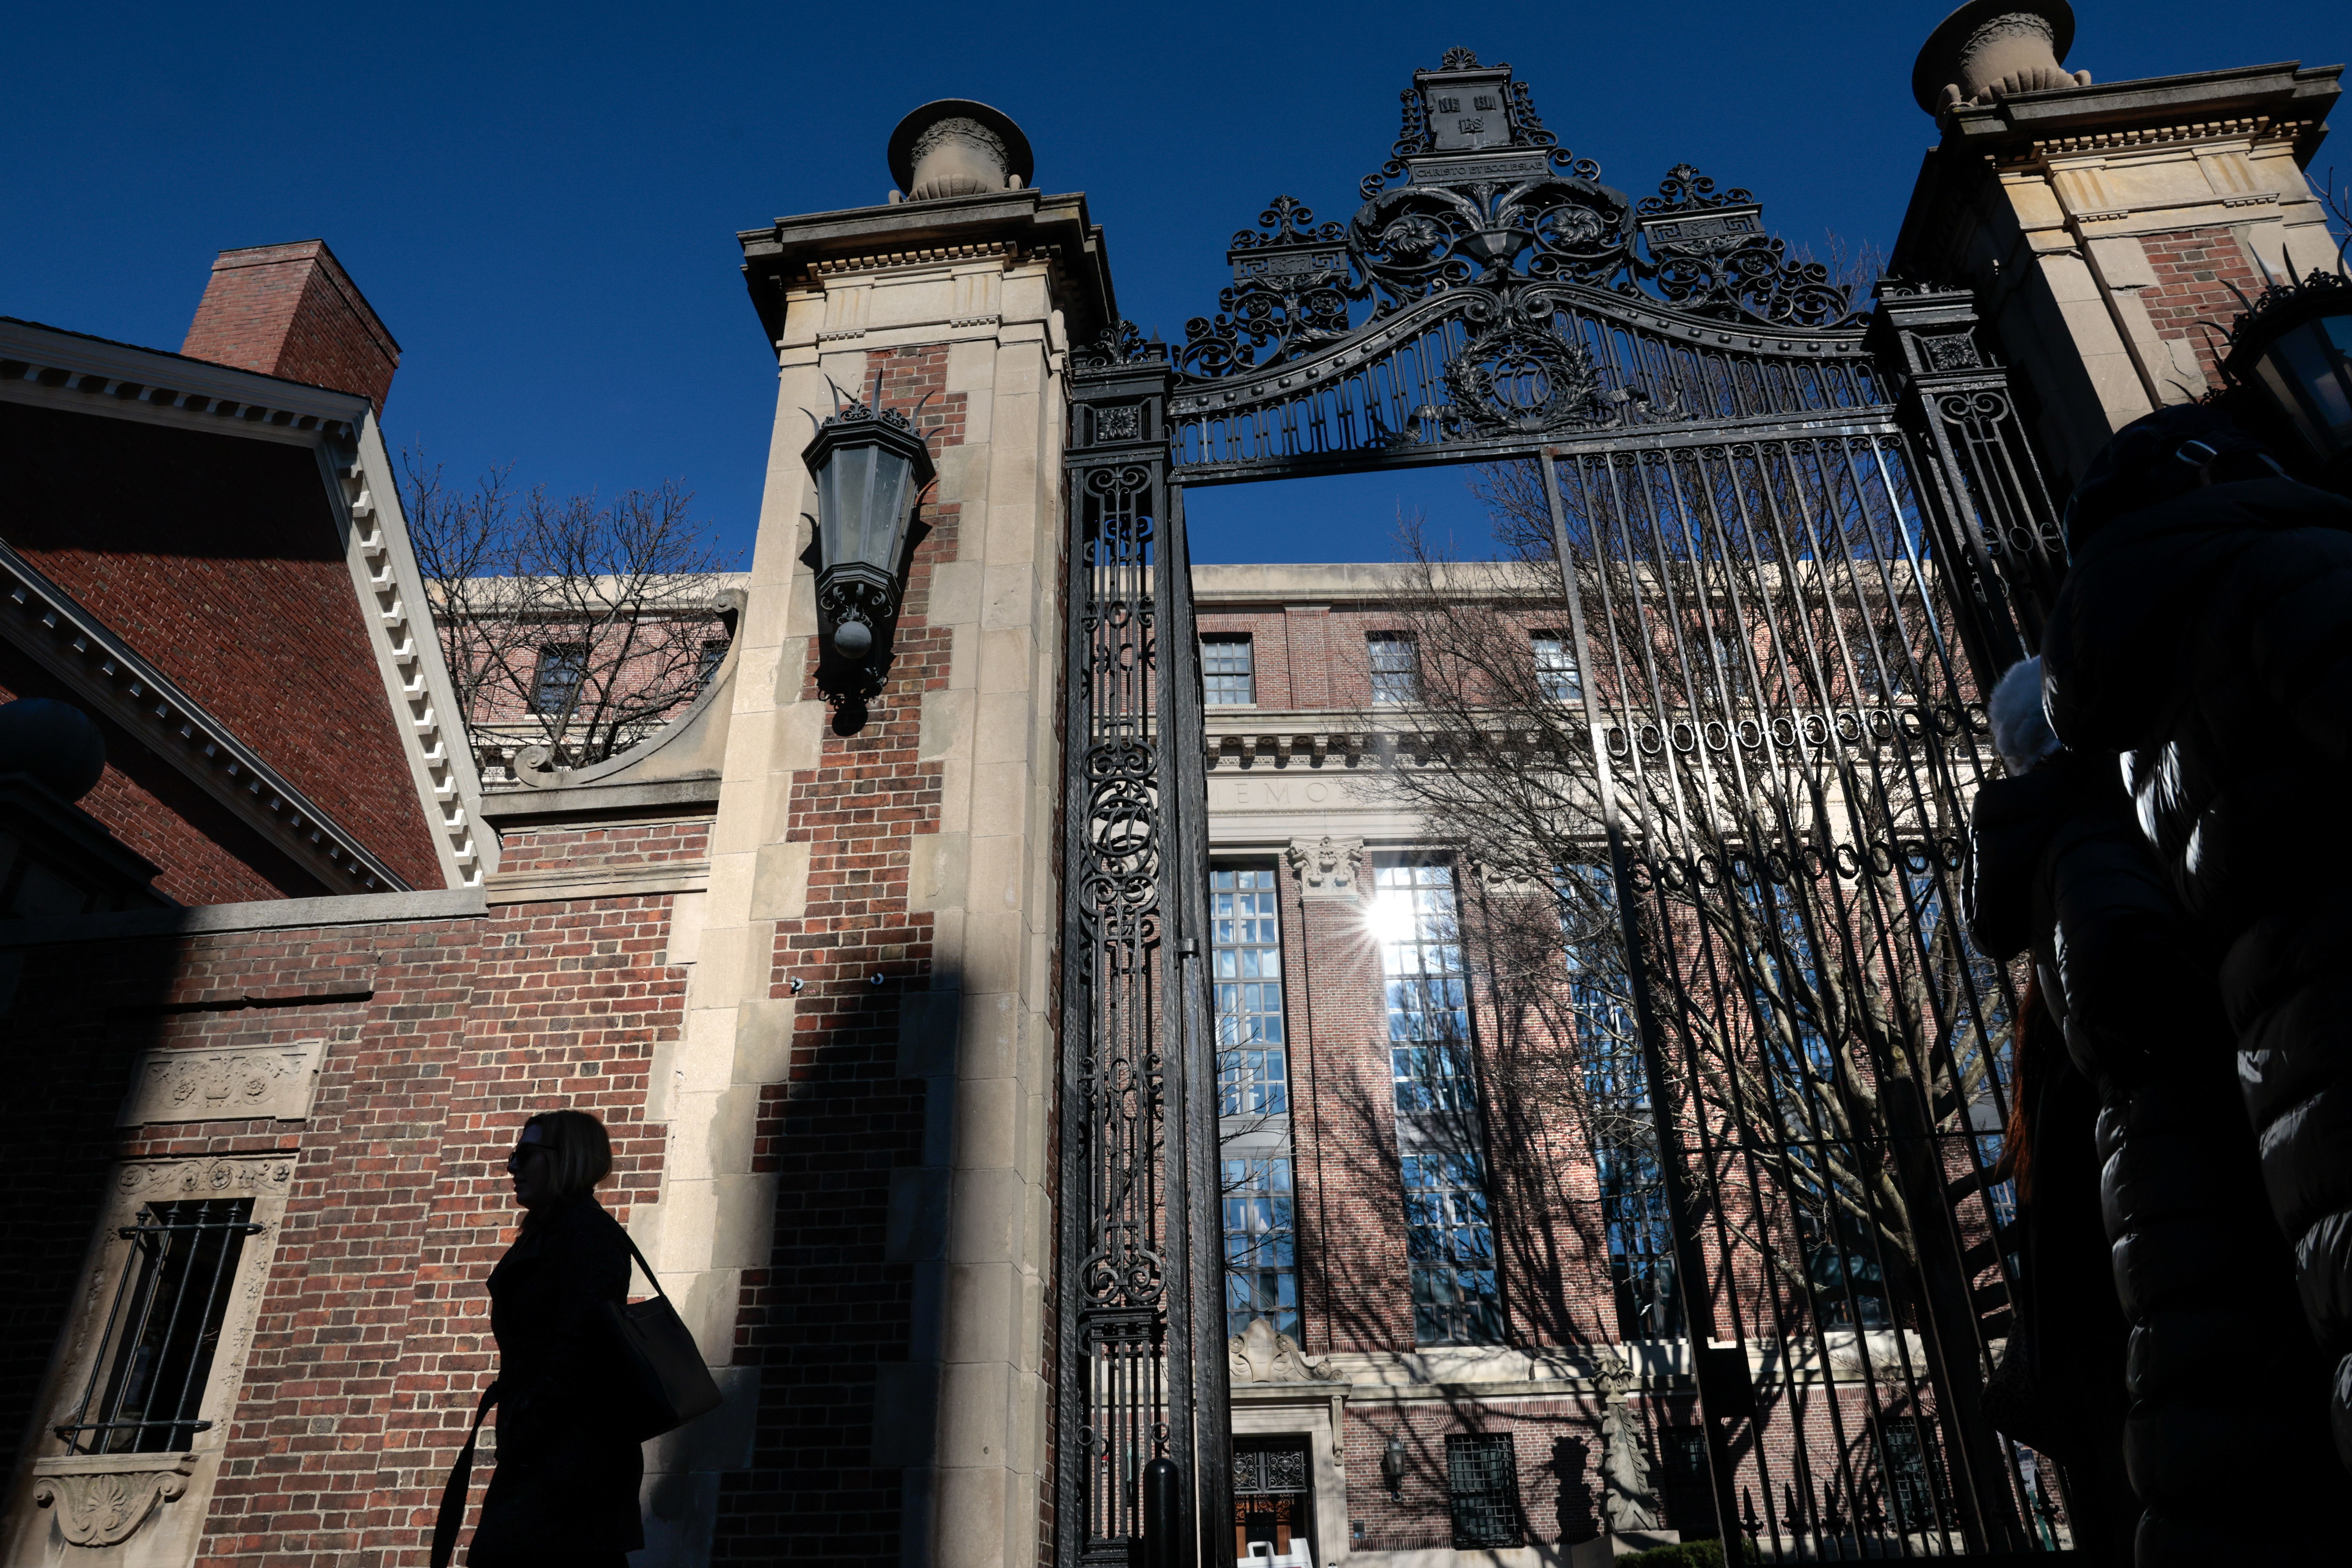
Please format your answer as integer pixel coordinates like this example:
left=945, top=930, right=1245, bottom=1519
left=181, top=240, right=401, bottom=414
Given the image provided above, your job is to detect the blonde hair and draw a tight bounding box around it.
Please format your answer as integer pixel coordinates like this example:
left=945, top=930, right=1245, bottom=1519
left=521, top=1109, right=613, bottom=1202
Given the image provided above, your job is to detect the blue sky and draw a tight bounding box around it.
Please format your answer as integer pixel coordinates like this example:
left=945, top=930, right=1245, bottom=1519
left=7, top=3, right=2343, bottom=564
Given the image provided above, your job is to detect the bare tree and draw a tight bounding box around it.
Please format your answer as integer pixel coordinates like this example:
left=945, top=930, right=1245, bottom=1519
left=403, top=450, right=742, bottom=775
left=1361, top=471, right=2014, bottom=1342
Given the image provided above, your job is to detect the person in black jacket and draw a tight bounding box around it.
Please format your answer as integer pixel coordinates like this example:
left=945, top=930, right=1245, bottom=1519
left=471, top=1109, right=644, bottom=1568
left=2038, top=403, right=2352, bottom=1479
left=1966, top=653, right=2330, bottom=1564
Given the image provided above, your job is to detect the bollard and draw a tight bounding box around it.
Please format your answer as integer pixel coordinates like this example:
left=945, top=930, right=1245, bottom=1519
left=1141, top=1455, right=1189, bottom=1568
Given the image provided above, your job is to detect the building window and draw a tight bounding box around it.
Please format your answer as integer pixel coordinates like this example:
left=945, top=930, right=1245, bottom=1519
left=1212, top=867, right=1287, bottom=1118
left=1563, top=863, right=1683, bottom=1339
left=1659, top=1427, right=1715, bottom=1536
left=696, top=638, right=729, bottom=689
left=1879, top=1419, right=1948, bottom=1534
left=1222, top=1157, right=1299, bottom=1340
left=1404, top=1152, right=1499, bottom=1345
left=1376, top=860, right=1472, bottom=1114
left=1204, top=635, right=1256, bottom=705
left=1445, top=1432, right=1523, bottom=1549
left=56, top=1199, right=261, bottom=1454
left=1368, top=632, right=1419, bottom=704
left=531, top=643, right=588, bottom=715
left=1529, top=632, right=1581, bottom=701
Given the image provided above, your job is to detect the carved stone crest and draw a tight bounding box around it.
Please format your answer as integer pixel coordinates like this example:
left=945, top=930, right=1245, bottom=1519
left=32, top=1453, right=196, bottom=1548
left=1285, top=835, right=1365, bottom=898
left=1228, top=1317, right=1341, bottom=1384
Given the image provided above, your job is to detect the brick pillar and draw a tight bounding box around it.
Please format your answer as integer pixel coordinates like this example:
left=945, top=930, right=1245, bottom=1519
left=180, top=240, right=401, bottom=414
left=1891, top=46, right=2340, bottom=488
left=1882, top=47, right=2343, bottom=484
left=611, top=177, right=1110, bottom=1568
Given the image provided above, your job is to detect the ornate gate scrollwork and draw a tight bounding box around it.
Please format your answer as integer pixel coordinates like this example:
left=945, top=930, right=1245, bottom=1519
left=1057, top=42, right=2067, bottom=1568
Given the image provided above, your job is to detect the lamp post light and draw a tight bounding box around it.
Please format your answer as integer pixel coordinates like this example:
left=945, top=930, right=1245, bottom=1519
left=802, top=388, right=936, bottom=708
left=2223, top=263, right=2352, bottom=494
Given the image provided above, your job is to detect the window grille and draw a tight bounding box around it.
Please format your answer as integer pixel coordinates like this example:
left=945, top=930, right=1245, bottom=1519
left=1221, top=1157, right=1299, bottom=1340
left=1528, top=632, right=1581, bottom=701
left=56, top=1199, right=260, bottom=1454
left=531, top=643, right=588, bottom=715
left=1203, top=635, right=1256, bottom=705
left=1212, top=867, right=1287, bottom=1117
left=1659, top=1427, right=1716, bottom=1537
left=1377, top=861, right=1472, bottom=1114
left=1878, top=1418, right=1948, bottom=1534
left=1445, top=1433, right=1522, bottom=1548
left=1403, top=1152, right=1499, bottom=1345
left=1368, top=632, right=1419, bottom=704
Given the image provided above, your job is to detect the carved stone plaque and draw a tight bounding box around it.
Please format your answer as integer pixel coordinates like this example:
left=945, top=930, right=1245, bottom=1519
left=118, top=1041, right=324, bottom=1126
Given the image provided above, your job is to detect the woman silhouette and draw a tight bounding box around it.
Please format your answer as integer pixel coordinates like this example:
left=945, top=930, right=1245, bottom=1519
left=470, top=1110, right=643, bottom=1568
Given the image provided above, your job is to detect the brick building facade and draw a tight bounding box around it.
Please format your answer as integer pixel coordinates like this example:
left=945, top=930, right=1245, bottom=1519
left=3, top=12, right=2345, bottom=1568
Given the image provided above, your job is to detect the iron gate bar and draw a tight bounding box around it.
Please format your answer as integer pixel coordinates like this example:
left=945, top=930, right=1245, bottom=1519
left=1058, top=44, right=2071, bottom=1567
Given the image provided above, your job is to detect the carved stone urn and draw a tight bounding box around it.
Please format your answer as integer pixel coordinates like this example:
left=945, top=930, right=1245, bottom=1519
left=887, top=99, right=1034, bottom=202
left=1912, top=0, right=2091, bottom=116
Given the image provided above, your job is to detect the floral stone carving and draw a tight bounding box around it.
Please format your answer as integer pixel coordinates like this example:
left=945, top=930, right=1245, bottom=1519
left=32, top=1453, right=196, bottom=1548
left=1285, top=835, right=1365, bottom=897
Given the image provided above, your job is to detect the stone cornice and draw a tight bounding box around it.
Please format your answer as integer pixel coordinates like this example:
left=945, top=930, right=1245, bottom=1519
left=1938, top=60, right=2340, bottom=160
left=0, top=318, right=367, bottom=440
left=737, top=188, right=1114, bottom=347
left=0, top=536, right=408, bottom=894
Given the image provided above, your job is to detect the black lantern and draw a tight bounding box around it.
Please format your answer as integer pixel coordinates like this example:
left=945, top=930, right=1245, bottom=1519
left=1381, top=1436, right=1407, bottom=1496
left=2222, top=264, right=2352, bottom=493
left=802, top=390, right=936, bottom=694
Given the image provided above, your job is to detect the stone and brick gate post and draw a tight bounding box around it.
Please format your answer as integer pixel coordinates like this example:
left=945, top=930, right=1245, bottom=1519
left=636, top=106, right=1113, bottom=1568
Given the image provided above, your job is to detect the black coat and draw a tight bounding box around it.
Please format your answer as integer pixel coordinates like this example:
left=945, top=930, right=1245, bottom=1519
left=2040, top=475, right=2352, bottom=1470
left=1965, top=747, right=2334, bottom=1562
left=471, top=1192, right=644, bottom=1563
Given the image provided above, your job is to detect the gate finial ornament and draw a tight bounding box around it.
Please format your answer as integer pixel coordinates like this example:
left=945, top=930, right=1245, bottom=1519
left=887, top=98, right=1034, bottom=201
left=1913, top=1, right=2090, bottom=117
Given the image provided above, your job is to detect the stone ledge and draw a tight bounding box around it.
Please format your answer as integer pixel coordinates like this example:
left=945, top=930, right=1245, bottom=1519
left=0, top=887, right=488, bottom=947
left=479, top=775, right=722, bottom=827
left=485, top=859, right=713, bottom=906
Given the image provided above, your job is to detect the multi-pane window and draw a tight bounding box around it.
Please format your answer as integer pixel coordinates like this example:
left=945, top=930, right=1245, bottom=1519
left=1212, top=867, right=1287, bottom=1118
left=1368, top=632, right=1419, bottom=704
left=1203, top=635, right=1256, bottom=706
left=1377, top=860, right=1472, bottom=1114
left=1445, top=1432, right=1523, bottom=1548
left=531, top=643, right=588, bottom=715
left=1404, top=1151, right=1499, bottom=1344
left=1222, top=1157, right=1299, bottom=1340
left=58, top=1199, right=261, bottom=1454
left=1529, top=632, right=1581, bottom=701
left=1878, top=1419, right=1948, bottom=1533
left=1659, top=1428, right=1715, bottom=1536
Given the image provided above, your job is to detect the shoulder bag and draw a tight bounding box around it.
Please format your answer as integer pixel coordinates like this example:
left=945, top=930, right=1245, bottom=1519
left=604, top=1226, right=725, bottom=1442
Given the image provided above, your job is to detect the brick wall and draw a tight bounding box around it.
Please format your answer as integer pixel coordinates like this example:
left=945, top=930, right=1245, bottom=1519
left=0, top=399, right=446, bottom=889
left=1, top=649, right=327, bottom=904
left=0, top=881, right=686, bottom=1565
left=716, top=343, right=960, bottom=1563
left=2138, top=225, right=2266, bottom=392
left=181, top=241, right=401, bottom=416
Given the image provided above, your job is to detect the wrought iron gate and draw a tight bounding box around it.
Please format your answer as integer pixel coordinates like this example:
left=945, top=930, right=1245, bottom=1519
left=1058, top=45, right=2069, bottom=1567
